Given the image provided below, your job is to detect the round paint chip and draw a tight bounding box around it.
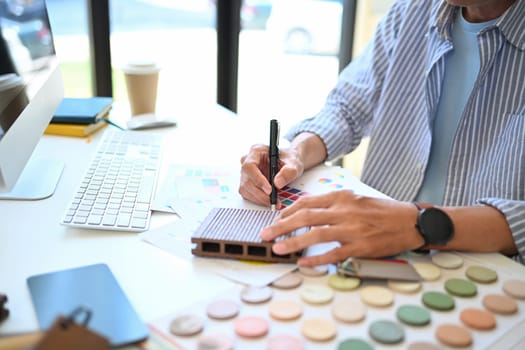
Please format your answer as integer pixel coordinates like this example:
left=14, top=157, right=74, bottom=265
left=240, top=285, right=273, bottom=304
left=503, top=279, right=525, bottom=300
left=431, top=252, right=463, bottom=269
left=299, top=265, right=329, bottom=277
left=396, top=304, right=431, bottom=326
left=300, top=285, right=334, bottom=305
left=482, top=294, right=518, bottom=315
left=444, top=278, right=477, bottom=297
left=169, top=314, right=204, bottom=336
left=407, top=341, right=441, bottom=350
left=331, top=300, right=367, bottom=323
left=234, top=316, right=269, bottom=338
left=460, top=308, right=496, bottom=330
left=337, top=338, right=374, bottom=350
left=422, top=291, right=455, bottom=311
left=268, top=299, right=303, bottom=321
left=360, top=286, right=394, bottom=307
left=465, top=265, right=498, bottom=283
left=412, top=262, right=441, bottom=281
left=266, top=334, right=304, bottom=350
left=206, top=299, right=240, bottom=320
left=368, top=320, right=404, bottom=344
left=387, top=280, right=422, bottom=294
left=301, top=317, right=337, bottom=342
left=328, top=274, right=361, bottom=291
left=272, top=273, right=303, bottom=289
left=435, top=324, right=472, bottom=348
left=196, top=333, right=234, bottom=350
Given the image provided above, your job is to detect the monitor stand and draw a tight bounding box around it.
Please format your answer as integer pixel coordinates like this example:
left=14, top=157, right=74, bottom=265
left=0, top=159, right=64, bottom=200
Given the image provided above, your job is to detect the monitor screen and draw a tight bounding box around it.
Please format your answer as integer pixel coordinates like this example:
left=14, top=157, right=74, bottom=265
left=0, top=0, right=64, bottom=199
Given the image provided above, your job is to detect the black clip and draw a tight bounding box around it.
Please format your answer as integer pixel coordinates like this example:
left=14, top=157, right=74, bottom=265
left=60, top=306, right=92, bottom=329
left=0, top=293, right=8, bottom=323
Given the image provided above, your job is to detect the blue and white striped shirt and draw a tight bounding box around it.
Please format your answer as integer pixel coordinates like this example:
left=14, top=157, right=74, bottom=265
left=286, top=0, right=525, bottom=262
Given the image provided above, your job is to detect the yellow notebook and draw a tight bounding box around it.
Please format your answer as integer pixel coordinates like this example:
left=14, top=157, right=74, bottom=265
left=45, top=119, right=107, bottom=137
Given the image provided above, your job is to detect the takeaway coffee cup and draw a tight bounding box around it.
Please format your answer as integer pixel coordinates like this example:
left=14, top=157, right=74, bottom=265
left=122, top=61, right=160, bottom=116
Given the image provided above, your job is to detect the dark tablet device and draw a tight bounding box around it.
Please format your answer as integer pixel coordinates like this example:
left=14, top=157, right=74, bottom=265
left=27, top=263, right=148, bottom=347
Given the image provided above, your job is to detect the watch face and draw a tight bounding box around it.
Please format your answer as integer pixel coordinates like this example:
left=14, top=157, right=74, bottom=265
left=418, top=208, right=454, bottom=245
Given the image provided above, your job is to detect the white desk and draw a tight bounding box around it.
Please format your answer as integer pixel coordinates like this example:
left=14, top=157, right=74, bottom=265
left=0, top=104, right=268, bottom=334
left=1, top=104, right=525, bottom=349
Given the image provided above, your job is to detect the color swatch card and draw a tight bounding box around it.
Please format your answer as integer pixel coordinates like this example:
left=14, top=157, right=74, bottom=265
left=151, top=164, right=241, bottom=214
left=287, top=164, right=390, bottom=199
left=149, top=251, right=525, bottom=349
left=338, top=257, right=422, bottom=281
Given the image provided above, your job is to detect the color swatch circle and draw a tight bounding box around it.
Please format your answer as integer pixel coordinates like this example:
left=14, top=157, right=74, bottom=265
left=301, top=318, right=337, bottom=342
left=369, top=320, right=404, bottom=344
left=396, top=304, right=431, bottom=326
left=206, top=299, right=239, bottom=320
left=435, top=324, right=472, bottom=347
left=196, top=333, right=234, bottom=350
left=431, top=252, right=464, bottom=269
left=272, top=273, right=303, bottom=289
left=444, top=278, right=477, bottom=297
left=360, top=286, right=394, bottom=307
left=503, top=279, right=525, bottom=299
left=328, top=274, right=361, bottom=291
left=268, top=300, right=303, bottom=321
left=169, top=314, right=204, bottom=336
left=300, top=285, right=334, bottom=305
left=234, top=316, right=269, bottom=338
left=331, top=300, right=367, bottom=323
left=482, top=294, right=518, bottom=315
left=412, top=262, right=441, bottom=281
left=240, top=285, right=273, bottom=304
left=337, top=338, right=373, bottom=350
left=266, top=334, right=304, bottom=350
left=460, top=308, right=496, bottom=330
left=422, top=291, right=455, bottom=311
left=465, top=265, right=498, bottom=283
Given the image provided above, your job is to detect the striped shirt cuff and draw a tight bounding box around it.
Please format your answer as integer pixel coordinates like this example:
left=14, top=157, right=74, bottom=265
left=478, top=198, right=525, bottom=264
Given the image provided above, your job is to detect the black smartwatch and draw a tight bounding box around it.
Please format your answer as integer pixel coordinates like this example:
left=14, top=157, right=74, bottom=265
left=414, top=202, right=454, bottom=247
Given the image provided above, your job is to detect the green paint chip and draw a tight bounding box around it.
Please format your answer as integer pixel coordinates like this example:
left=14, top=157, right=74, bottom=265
left=422, top=291, right=455, bottom=311
left=369, top=320, right=404, bottom=344
left=337, top=338, right=374, bottom=350
left=396, top=304, right=431, bottom=326
left=445, top=278, right=478, bottom=297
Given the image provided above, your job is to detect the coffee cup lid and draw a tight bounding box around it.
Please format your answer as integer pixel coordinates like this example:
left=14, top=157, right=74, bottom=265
left=122, top=61, right=160, bottom=74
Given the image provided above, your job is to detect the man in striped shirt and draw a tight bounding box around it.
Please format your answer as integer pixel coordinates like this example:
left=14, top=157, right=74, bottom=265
left=240, top=0, right=525, bottom=265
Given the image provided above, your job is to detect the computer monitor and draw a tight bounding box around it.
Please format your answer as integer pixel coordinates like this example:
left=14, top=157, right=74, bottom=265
left=0, top=0, right=64, bottom=200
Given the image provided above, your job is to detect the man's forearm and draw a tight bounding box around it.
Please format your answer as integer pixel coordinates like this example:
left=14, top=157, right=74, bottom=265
left=428, top=205, right=517, bottom=256
left=290, top=132, right=328, bottom=171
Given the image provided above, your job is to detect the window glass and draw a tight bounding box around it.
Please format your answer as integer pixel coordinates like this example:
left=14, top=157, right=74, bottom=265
left=238, top=0, right=343, bottom=132
left=46, top=0, right=91, bottom=97
left=110, top=0, right=216, bottom=113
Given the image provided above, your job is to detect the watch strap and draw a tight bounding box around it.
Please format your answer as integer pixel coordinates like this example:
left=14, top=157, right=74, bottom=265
left=413, top=202, right=432, bottom=253
left=414, top=202, right=433, bottom=210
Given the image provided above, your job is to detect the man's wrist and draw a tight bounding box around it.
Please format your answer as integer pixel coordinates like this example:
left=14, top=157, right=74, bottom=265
left=413, top=202, right=455, bottom=249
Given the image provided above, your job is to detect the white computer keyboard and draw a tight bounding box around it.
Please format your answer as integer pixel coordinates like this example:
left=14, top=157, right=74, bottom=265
left=61, top=129, right=162, bottom=232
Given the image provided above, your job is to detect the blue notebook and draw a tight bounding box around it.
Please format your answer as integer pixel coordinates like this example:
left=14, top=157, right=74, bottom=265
left=27, top=263, right=149, bottom=347
left=52, top=97, right=113, bottom=124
